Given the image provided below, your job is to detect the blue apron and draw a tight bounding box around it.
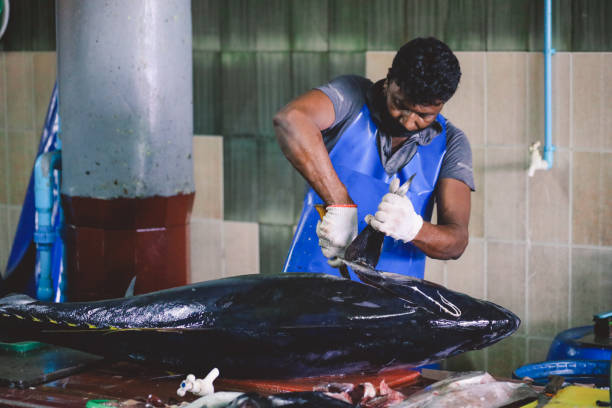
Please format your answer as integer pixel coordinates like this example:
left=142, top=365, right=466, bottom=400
left=283, top=105, right=447, bottom=279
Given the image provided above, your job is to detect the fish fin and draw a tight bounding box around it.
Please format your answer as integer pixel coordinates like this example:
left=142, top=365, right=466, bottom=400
left=0, top=293, right=36, bottom=307
left=125, top=276, right=137, bottom=297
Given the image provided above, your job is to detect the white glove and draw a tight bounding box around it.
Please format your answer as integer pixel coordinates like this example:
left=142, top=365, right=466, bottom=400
left=316, top=205, right=358, bottom=267
left=367, top=178, right=423, bottom=243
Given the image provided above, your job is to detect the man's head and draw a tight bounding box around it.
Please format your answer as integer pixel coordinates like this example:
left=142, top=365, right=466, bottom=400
left=384, top=37, right=461, bottom=133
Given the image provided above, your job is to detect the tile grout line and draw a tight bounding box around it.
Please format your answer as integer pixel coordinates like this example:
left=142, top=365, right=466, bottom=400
left=483, top=52, right=489, bottom=372
left=2, top=53, right=9, bottom=275
left=599, top=54, right=604, bottom=248
left=567, top=53, right=574, bottom=327
left=523, top=54, right=530, bottom=356
left=220, top=139, right=227, bottom=277
left=476, top=237, right=612, bottom=250
left=470, top=143, right=612, bottom=153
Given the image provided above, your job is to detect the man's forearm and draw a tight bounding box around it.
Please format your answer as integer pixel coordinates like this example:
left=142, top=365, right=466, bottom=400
left=411, top=221, right=468, bottom=260
left=274, top=109, right=353, bottom=205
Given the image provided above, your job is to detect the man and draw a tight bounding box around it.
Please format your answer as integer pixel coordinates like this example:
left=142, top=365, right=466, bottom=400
left=274, top=37, right=473, bottom=280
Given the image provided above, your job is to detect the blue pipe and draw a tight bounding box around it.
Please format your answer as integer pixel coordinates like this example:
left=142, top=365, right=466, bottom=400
left=543, top=0, right=556, bottom=168
left=34, top=149, right=62, bottom=301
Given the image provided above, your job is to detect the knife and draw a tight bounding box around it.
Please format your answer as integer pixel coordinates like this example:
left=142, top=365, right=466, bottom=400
left=344, top=173, right=416, bottom=269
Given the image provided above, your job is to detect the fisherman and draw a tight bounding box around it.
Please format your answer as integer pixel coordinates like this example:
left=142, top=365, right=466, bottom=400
left=274, top=37, right=474, bottom=280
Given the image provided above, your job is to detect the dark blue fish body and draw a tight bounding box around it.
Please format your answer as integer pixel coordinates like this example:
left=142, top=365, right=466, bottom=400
left=0, top=273, right=519, bottom=378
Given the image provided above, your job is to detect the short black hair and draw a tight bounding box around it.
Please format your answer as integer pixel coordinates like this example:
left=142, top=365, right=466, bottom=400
left=387, top=37, right=461, bottom=105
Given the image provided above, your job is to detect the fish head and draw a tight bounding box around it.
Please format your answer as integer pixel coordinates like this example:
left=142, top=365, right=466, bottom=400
left=346, top=263, right=521, bottom=345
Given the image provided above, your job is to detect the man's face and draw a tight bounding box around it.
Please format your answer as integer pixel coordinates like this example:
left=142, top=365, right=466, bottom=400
left=385, top=80, right=444, bottom=133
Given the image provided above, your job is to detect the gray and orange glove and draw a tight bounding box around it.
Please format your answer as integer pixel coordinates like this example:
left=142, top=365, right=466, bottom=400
left=316, top=205, right=358, bottom=267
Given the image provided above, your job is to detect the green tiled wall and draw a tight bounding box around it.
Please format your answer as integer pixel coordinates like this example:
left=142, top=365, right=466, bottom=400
left=192, top=0, right=221, bottom=51
left=259, top=223, right=294, bottom=275
left=486, top=0, right=531, bottom=51
left=253, top=0, right=290, bottom=51
left=442, top=0, right=488, bottom=51
left=4, top=0, right=611, bottom=53
left=571, top=0, right=612, bottom=51
left=220, top=0, right=254, bottom=51
left=328, top=52, right=365, bottom=79
left=0, top=0, right=56, bottom=51
left=257, top=139, right=303, bottom=226
left=290, top=0, right=329, bottom=51
left=329, top=0, right=367, bottom=51
left=528, top=0, right=572, bottom=52
left=366, top=0, right=406, bottom=51
left=193, top=51, right=221, bottom=134
left=1, top=0, right=611, bottom=274
left=223, top=135, right=259, bottom=222
left=290, top=53, right=329, bottom=96
left=220, top=52, right=258, bottom=135
left=256, top=53, right=291, bottom=137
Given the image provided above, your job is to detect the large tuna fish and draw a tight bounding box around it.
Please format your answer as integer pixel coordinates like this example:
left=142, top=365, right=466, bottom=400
left=0, top=272, right=519, bottom=378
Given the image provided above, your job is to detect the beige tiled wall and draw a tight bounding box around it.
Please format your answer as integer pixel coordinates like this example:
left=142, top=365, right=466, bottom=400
left=223, top=220, right=260, bottom=277
left=368, top=51, right=612, bottom=377
left=527, top=245, right=570, bottom=337
left=192, top=136, right=223, bottom=219
left=487, top=53, right=528, bottom=145
left=573, top=54, right=603, bottom=150
left=528, top=151, right=570, bottom=243
left=486, top=147, right=527, bottom=240
left=189, top=217, right=260, bottom=282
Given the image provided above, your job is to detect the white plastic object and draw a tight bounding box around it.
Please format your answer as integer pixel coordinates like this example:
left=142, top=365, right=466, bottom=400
left=362, top=382, right=377, bottom=399
left=177, top=368, right=220, bottom=397
left=528, top=141, right=549, bottom=177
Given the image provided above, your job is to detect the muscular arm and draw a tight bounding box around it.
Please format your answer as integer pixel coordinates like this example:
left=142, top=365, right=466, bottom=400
left=411, top=178, right=470, bottom=260
left=273, top=90, right=353, bottom=205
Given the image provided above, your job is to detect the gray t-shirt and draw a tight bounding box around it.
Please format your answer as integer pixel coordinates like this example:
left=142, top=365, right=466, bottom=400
left=317, top=75, right=475, bottom=191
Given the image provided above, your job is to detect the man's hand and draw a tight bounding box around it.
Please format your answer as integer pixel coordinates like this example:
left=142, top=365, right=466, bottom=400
left=367, top=178, right=423, bottom=243
left=316, top=205, right=358, bottom=267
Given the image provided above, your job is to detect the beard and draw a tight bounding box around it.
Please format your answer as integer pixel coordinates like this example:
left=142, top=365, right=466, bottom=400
left=366, top=80, right=421, bottom=138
